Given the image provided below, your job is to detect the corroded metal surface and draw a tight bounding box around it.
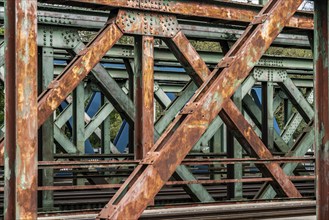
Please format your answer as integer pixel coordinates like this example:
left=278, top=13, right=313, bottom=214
left=53, top=0, right=313, bottom=30
left=96, top=0, right=304, bottom=219
left=0, top=21, right=122, bottom=158
left=0, top=0, right=318, bottom=218
left=168, top=29, right=300, bottom=198
left=38, top=21, right=122, bottom=127
left=165, top=31, right=209, bottom=85
left=314, top=1, right=329, bottom=219
left=116, top=10, right=179, bottom=37
left=134, top=36, right=155, bottom=159
left=220, top=100, right=301, bottom=197
left=4, top=0, right=38, bottom=219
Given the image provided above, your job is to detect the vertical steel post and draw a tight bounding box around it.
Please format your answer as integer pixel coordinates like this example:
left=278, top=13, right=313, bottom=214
left=212, top=125, right=224, bottom=180
left=73, top=82, right=85, bottom=185
left=284, top=98, right=293, bottom=125
left=124, top=58, right=135, bottom=154
left=227, top=88, right=243, bottom=199
left=101, top=95, right=111, bottom=155
left=134, top=36, right=154, bottom=159
left=262, top=82, right=274, bottom=150
left=314, top=1, right=329, bottom=219
left=41, top=47, right=54, bottom=209
left=284, top=97, right=293, bottom=147
left=4, top=0, right=38, bottom=218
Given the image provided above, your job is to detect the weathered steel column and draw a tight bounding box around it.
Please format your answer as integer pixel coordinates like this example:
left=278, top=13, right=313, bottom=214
left=314, top=1, right=329, bottom=219
left=134, top=36, right=154, bottom=159
left=4, top=0, right=38, bottom=219
left=73, top=82, right=85, bottom=154
left=73, top=82, right=85, bottom=185
left=227, top=88, right=243, bottom=199
left=262, top=82, right=274, bottom=150
left=124, top=58, right=135, bottom=154
left=40, top=47, right=54, bottom=209
left=212, top=125, right=225, bottom=180
left=101, top=95, right=111, bottom=155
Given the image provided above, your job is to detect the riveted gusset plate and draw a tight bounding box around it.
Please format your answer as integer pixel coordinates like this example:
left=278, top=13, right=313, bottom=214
left=253, top=68, right=287, bottom=82
left=116, top=10, right=180, bottom=37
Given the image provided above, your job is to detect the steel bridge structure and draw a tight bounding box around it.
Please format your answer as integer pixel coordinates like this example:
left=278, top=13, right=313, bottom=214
left=0, top=0, right=328, bottom=219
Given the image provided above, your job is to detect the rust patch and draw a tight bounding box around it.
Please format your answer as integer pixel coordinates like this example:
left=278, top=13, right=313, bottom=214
left=116, top=10, right=179, bottom=38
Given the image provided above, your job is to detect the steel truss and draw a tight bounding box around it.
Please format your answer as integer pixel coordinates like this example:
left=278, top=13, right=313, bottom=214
left=1, top=0, right=326, bottom=219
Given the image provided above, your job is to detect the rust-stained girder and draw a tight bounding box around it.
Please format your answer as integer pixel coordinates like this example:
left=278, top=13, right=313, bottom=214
left=220, top=101, right=301, bottom=197
left=42, top=0, right=313, bottom=30
left=134, top=35, right=155, bottom=159
left=38, top=20, right=122, bottom=127
left=165, top=30, right=300, bottom=198
left=314, top=1, right=329, bottom=219
left=0, top=16, right=123, bottom=160
left=96, top=0, right=303, bottom=219
left=4, top=0, right=38, bottom=219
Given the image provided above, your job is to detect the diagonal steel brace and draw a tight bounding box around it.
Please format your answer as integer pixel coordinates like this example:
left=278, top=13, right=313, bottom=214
left=97, top=0, right=304, bottom=219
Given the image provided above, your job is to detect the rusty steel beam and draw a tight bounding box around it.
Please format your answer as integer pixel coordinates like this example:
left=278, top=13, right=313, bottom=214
left=0, top=19, right=123, bottom=164
left=97, top=0, right=303, bottom=219
left=314, top=1, right=329, bottom=219
left=0, top=18, right=122, bottom=154
left=219, top=100, right=301, bottom=197
left=46, top=0, right=313, bottom=30
left=38, top=21, right=122, bottom=127
left=164, top=31, right=208, bottom=86
left=4, top=0, right=38, bottom=219
left=167, top=30, right=299, bottom=197
left=134, top=36, right=155, bottom=159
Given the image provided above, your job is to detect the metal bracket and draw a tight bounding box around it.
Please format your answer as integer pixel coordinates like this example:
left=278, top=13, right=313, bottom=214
left=116, top=10, right=180, bottom=38
left=180, top=102, right=200, bottom=115
left=216, top=56, right=235, bottom=69
left=250, top=14, right=269, bottom=25
left=253, top=68, right=287, bottom=82
left=140, top=152, right=160, bottom=165
left=126, top=0, right=139, bottom=7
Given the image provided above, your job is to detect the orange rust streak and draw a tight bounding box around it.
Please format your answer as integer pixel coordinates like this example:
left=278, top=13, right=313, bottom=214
left=172, top=31, right=211, bottom=82
left=37, top=23, right=122, bottom=128
left=69, top=0, right=313, bottom=30
left=0, top=22, right=122, bottom=166
left=221, top=100, right=302, bottom=198
left=172, top=19, right=300, bottom=198
left=97, top=0, right=303, bottom=219
left=7, top=0, right=38, bottom=219
left=135, top=36, right=155, bottom=159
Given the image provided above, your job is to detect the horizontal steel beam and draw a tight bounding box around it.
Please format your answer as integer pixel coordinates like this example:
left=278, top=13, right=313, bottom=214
left=40, top=0, right=313, bottom=30
left=0, top=5, right=311, bottom=48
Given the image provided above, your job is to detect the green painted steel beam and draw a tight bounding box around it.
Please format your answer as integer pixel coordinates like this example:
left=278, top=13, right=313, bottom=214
left=0, top=5, right=311, bottom=48
left=101, top=96, right=112, bottom=154
left=84, top=102, right=114, bottom=140
left=243, top=95, right=290, bottom=153
left=73, top=42, right=135, bottom=122
left=40, top=47, right=55, bottom=209
left=279, top=77, right=314, bottom=123
left=73, top=82, right=85, bottom=154
left=154, top=82, right=172, bottom=109
left=227, top=87, right=243, bottom=199
left=257, top=129, right=314, bottom=199
left=54, top=125, right=78, bottom=154
left=281, top=90, right=314, bottom=143
left=262, top=82, right=275, bottom=150
left=152, top=81, right=215, bottom=202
